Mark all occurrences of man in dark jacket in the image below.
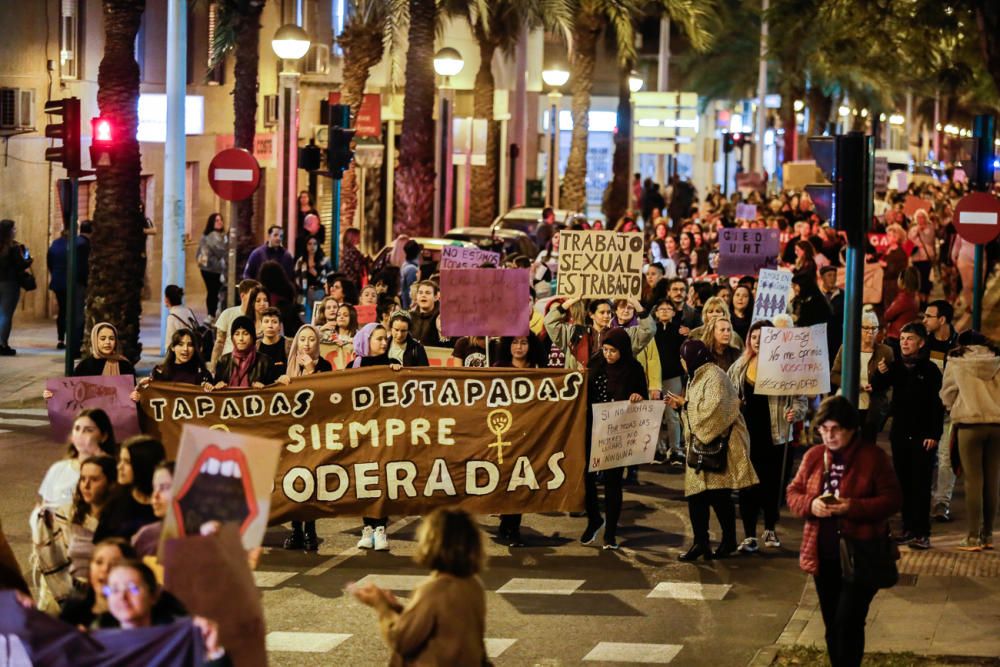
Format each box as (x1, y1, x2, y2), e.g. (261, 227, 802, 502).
(46, 228, 89, 353)
(408, 280, 444, 347)
(666, 278, 701, 331)
(819, 266, 844, 365)
(243, 226, 295, 282)
(870, 321, 944, 550)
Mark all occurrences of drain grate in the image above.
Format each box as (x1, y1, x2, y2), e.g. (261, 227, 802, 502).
(899, 550, 1000, 577)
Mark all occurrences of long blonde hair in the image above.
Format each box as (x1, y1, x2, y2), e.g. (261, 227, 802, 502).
(286, 325, 322, 377)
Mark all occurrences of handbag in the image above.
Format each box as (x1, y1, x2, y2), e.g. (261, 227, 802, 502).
(18, 268, 37, 291)
(684, 410, 730, 473)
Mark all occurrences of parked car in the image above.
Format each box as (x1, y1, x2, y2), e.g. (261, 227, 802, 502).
(370, 237, 477, 278)
(490, 207, 576, 239)
(444, 227, 538, 260)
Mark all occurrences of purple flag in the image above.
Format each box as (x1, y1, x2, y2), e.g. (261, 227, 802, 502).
(45, 375, 139, 443)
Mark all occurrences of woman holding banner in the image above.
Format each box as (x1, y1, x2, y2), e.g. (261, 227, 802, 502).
(211, 317, 278, 389)
(282, 325, 333, 552)
(728, 320, 808, 552)
(666, 340, 757, 561)
(72, 323, 136, 379)
(544, 297, 654, 371)
(582, 328, 649, 550)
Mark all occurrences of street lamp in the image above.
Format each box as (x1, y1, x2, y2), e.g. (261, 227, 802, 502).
(272, 24, 310, 254)
(628, 71, 644, 94)
(542, 65, 569, 209)
(627, 71, 643, 187)
(433, 47, 464, 237)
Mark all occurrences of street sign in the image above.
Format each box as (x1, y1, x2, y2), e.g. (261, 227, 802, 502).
(327, 92, 382, 138)
(953, 191, 1000, 245)
(208, 148, 261, 201)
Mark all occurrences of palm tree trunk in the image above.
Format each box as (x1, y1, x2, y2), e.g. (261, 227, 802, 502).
(232, 3, 263, 272)
(394, 0, 437, 237)
(561, 13, 602, 213)
(338, 18, 384, 230)
(975, 4, 1000, 96)
(87, 0, 146, 362)
(603, 65, 631, 226)
(469, 36, 499, 227)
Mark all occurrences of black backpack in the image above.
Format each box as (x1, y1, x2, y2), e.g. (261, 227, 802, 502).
(170, 312, 215, 362)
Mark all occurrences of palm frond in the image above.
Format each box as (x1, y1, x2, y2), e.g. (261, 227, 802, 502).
(653, 0, 717, 52)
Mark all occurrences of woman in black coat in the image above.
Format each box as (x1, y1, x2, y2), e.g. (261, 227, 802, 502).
(211, 316, 277, 388)
(791, 273, 833, 328)
(74, 322, 137, 377)
(581, 328, 649, 550)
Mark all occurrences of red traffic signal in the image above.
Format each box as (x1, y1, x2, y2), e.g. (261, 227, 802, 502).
(90, 116, 115, 168)
(44, 97, 81, 174)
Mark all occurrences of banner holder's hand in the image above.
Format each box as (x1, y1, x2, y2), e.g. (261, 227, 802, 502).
(629, 393, 643, 403)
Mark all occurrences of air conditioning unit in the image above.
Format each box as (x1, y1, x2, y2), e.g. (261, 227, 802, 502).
(0, 88, 36, 130)
(263, 94, 278, 127)
(304, 44, 330, 76)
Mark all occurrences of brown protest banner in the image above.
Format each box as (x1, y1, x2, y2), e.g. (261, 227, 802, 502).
(138, 367, 587, 521)
(557, 230, 644, 299)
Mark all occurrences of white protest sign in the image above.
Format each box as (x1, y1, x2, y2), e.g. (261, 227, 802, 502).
(588, 400, 665, 472)
(557, 231, 644, 299)
(439, 245, 501, 269)
(756, 324, 831, 396)
(751, 268, 793, 323)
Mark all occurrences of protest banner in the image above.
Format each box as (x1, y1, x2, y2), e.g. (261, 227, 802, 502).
(321, 342, 354, 370)
(588, 400, 665, 472)
(356, 304, 377, 325)
(138, 366, 587, 519)
(735, 203, 758, 220)
(903, 194, 929, 219)
(162, 425, 281, 551)
(425, 346, 463, 367)
(751, 269, 793, 323)
(557, 230, 644, 299)
(45, 375, 140, 443)
(717, 228, 780, 276)
(867, 232, 889, 255)
(440, 268, 531, 337)
(439, 245, 500, 269)
(756, 324, 831, 396)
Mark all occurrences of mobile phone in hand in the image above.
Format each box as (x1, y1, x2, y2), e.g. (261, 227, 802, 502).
(819, 494, 840, 505)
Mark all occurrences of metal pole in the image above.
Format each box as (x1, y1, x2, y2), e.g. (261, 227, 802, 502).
(973, 246, 984, 331)
(226, 199, 237, 308)
(841, 133, 874, 407)
(433, 91, 443, 237)
(161, 0, 187, 354)
(971, 113, 995, 331)
(722, 147, 729, 197)
(65, 178, 78, 377)
(754, 0, 768, 175)
(333, 180, 342, 269)
(386, 116, 396, 247)
(933, 91, 940, 161)
(512, 28, 528, 207)
(442, 94, 455, 233)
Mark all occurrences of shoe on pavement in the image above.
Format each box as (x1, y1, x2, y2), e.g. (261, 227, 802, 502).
(762, 530, 781, 548)
(603, 539, 620, 551)
(373, 526, 389, 551)
(738, 537, 759, 554)
(908, 536, 931, 550)
(357, 526, 375, 549)
(713, 539, 738, 559)
(303, 533, 319, 552)
(283, 532, 304, 550)
(933, 503, 952, 523)
(893, 531, 916, 545)
(56, 341, 66, 350)
(957, 536, 983, 552)
(0, 346, 15, 356)
(508, 530, 525, 548)
(981, 534, 994, 550)
(580, 518, 604, 545)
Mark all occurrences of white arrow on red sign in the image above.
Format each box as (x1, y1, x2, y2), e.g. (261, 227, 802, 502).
(208, 148, 261, 202)
(953, 191, 1000, 245)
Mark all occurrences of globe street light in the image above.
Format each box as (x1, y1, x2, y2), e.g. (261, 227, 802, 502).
(272, 24, 310, 254)
(433, 47, 464, 236)
(627, 72, 643, 184)
(542, 65, 569, 209)
(628, 71, 644, 94)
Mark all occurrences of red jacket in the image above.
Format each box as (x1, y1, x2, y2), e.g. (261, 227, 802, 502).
(786, 441, 901, 575)
(883, 290, 919, 340)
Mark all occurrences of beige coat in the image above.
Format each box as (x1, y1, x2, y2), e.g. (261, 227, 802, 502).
(940, 346, 1000, 425)
(380, 572, 487, 667)
(682, 363, 759, 497)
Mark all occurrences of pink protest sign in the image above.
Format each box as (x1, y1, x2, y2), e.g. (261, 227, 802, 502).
(356, 304, 377, 325)
(45, 375, 140, 443)
(439, 269, 531, 337)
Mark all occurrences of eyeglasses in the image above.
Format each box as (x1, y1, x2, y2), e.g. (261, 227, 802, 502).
(102, 582, 143, 597)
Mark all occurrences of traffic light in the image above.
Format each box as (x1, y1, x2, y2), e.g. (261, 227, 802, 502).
(326, 103, 355, 180)
(299, 139, 322, 172)
(722, 132, 734, 154)
(734, 133, 751, 149)
(90, 116, 115, 168)
(44, 97, 81, 174)
(806, 132, 872, 245)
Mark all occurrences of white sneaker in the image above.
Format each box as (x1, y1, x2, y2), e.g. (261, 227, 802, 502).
(373, 526, 389, 551)
(738, 537, 759, 553)
(762, 530, 781, 548)
(357, 526, 375, 549)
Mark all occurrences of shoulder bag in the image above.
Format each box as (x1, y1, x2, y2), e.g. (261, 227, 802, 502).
(684, 409, 730, 473)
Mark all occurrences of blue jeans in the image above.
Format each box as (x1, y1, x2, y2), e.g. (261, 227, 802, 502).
(660, 376, 684, 458)
(0, 280, 20, 347)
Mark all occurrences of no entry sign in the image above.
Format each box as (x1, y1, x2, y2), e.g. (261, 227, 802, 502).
(953, 192, 1000, 245)
(208, 148, 261, 202)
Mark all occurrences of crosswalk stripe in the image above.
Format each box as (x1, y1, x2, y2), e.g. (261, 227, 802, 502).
(583, 642, 683, 663)
(353, 574, 427, 591)
(496, 578, 585, 595)
(485, 638, 517, 658)
(265, 631, 352, 653)
(253, 571, 297, 588)
(0, 418, 48, 428)
(647, 582, 732, 600)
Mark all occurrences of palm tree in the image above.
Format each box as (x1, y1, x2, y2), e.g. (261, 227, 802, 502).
(393, 0, 438, 237)
(561, 0, 714, 214)
(210, 0, 266, 272)
(602, 62, 634, 225)
(86, 0, 147, 361)
(337, 0, 388, 229)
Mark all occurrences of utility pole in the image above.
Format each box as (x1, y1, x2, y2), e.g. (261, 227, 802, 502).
(971, 114, 996, 331)
(754, 0, 768, 175)
(161, 0, 187, 352)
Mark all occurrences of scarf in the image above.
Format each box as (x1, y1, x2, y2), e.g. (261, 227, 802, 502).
(351, 322, 384, 368)
(228, 316, 258, 387)
(593, 328, 637, 397)
(287, 325, 322, 377)
(680, 339, 714, 376)
(91, 322, 124, 376)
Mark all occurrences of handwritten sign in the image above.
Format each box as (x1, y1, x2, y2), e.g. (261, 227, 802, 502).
(874, 157, 889, 194)
(756, 324, 830, 396)
(439, 245, 500, 269)
(557, 231, 644, 299)
(589, 400, 665, 472)
(440, 269, 531, 337)
(735, 203, 758, 220)
(45, 375, 139, 443)
(718, 228, 780, 276)
(751, 269, 793, 323)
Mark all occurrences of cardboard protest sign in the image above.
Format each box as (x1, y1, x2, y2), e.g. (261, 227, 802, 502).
(903, 195, 928, 220)
(588, 400, 665, 472)
(356, 304, 377, 325)
(425, 346, 463, 367)
(439, 245, 500, 269)
(162, 526, 266, 667)
(138, 367, 588, 519)
(835, 263, 883, 304)
(557, 231, 644, 299)
(751, 269, 793, 323)
(440, 268, 531, 337)
(45, 375, 140, 443)
(756, 324, 831, 396)
(874, 156, 889, 194)
(718, 228, 780, 276)
(735, 203, 758, 220)
(162, 425, 281, 552)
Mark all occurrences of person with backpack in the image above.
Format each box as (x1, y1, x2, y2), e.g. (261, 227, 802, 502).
(196, 213, 228, 320)
(164, 285, 200, 347)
